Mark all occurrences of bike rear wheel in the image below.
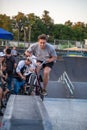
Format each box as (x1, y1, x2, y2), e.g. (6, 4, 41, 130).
(26, 85, 35, 95)
(26, 74, 37, 95)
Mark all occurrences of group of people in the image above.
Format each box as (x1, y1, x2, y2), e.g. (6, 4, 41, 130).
(0, 34, 57, 116)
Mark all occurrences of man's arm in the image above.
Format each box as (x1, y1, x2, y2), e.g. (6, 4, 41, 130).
(16, 61, 25, 80)
(47, 44, 57, 62)
(17, 71, 25, 80)
(46, 56, 57, 63)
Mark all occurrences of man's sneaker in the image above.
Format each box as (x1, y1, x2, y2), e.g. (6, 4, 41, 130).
(42, 89, 47, 96)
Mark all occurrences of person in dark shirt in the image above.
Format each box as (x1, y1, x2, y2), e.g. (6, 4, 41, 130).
(5, 48, 16, 90)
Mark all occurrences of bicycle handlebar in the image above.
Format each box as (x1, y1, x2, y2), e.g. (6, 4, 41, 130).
(31, 57, 47, 67)
(38, 60, 47, 67)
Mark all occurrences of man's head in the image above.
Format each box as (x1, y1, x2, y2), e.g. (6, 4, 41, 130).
(6, 48, 11, 55)
(25, 57, 32, 65)
(38, 34, 48, 49)
(13, 46, 16, 50)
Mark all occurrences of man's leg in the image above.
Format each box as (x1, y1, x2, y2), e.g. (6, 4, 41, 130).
(14, 79, 21, 94)
(43, 66, 51, 90)
(7, 76, 13, 90)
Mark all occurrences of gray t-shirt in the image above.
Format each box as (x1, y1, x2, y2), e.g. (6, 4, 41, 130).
(27, 43, 57, 61)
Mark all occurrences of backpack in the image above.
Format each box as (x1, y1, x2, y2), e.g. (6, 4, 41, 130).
(5, 56, 14, 75)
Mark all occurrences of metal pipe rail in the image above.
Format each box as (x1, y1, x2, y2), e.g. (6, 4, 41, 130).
(63, 71, 74, 96)
(58, 71, 74, 97)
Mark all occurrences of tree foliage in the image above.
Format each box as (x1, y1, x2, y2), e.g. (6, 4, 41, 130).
(0, 11, 87, 42)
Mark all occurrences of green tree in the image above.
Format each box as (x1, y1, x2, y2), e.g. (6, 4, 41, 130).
(72, 22, 87, 41)
(0, 14, 12, 31)
(41, 10, 54, 42)
(12, 12, 28, 41)
(31, 17, 46, 41)
(0, 11, 87, 43)
(65, 20, 73, 27)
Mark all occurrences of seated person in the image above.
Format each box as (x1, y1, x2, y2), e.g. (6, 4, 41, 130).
(13, 57, 34, 94)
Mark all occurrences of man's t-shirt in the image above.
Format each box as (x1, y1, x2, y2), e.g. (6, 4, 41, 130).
(5, 56, 15, 76)
(27, 43, 57, 61)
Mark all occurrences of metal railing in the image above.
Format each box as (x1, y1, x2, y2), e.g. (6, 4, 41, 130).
(58, 71, 74, 97)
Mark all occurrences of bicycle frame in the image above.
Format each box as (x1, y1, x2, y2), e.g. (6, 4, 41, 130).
(26, 60, 46, 100)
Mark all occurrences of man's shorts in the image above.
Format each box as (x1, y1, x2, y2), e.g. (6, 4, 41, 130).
(37, 60, 54, 69)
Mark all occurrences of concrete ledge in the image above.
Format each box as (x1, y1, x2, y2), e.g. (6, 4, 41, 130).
(1, 95, 52, 130)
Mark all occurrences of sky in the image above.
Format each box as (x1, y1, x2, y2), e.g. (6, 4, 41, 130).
(0, 0, 87, 24)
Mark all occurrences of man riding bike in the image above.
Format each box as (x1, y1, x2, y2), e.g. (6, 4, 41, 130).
(25, 34, 57, 95)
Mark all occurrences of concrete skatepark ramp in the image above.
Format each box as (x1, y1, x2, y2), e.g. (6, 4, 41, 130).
(46, 81, 87, 99)
(1, 56, 87, 130)
(48, 56, 87, 99)
(1, 95, 52, 130)
(1, 95, 87, 130)
(44, 98, 87, 130)
(50, 56, 87, 82)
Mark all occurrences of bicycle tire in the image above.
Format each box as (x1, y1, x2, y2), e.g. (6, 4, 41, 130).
(40, 93, 44, 101)
(27, 74, 36, 95)
(27, 85, 35, 95)
(35, 79, 44, 101)
(35, 86, 44, 101)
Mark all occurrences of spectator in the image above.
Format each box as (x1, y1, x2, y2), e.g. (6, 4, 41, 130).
(5, 48, 16, 90)
(3, 45, 9, 54)
(13, 57, 33, 94)
(11, 46, 18, 57)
